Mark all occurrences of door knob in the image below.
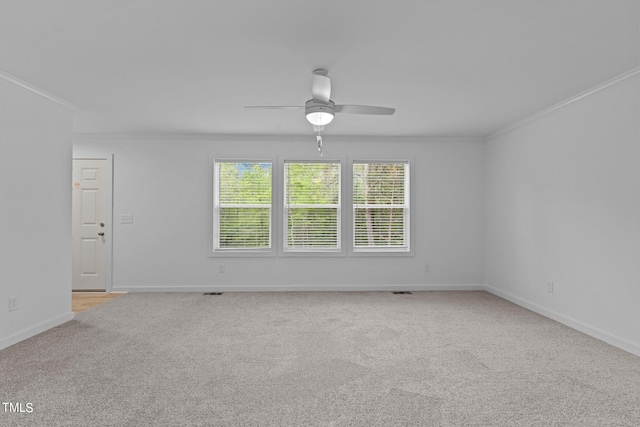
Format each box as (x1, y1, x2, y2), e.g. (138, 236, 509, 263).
(98, 232, 105, 236)
(100, 222, 105, 227)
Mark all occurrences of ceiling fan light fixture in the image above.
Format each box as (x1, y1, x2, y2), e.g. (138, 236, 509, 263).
(306, 111, 334, 126)
(305, 100, 335, 126)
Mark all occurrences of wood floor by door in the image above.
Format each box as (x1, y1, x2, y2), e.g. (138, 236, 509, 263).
(72, 292, 124, 314)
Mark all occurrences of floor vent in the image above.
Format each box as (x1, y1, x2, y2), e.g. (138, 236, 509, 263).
(203, 292, 223, 296)
(392, 291, 413, 295)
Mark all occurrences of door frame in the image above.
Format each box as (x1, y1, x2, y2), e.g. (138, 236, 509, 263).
(72, 155, 114, 292)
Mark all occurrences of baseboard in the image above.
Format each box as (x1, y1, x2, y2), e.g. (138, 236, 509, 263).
(112, 284, 485, 292)
(0, 312, 75, 351)
(484, 285, 640, 357)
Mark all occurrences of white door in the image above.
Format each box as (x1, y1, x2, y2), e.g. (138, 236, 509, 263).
(72, 159, 107, 291)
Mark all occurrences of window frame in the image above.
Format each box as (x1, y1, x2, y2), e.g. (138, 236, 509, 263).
(280, 159, 345, 257)
(209, 155, 412, 258)
(209, 157, 276, 257)
(348, 158, 414, 257)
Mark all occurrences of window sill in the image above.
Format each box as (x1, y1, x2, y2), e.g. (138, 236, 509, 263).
(280, 249, 345, 257)
(349, 249, 413, 257)
(209, 249, 276, 258)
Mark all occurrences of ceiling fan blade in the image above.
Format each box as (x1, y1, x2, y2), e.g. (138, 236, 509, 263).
(244, 106, 303, 110)
(334, 104, 395, 115)
(311, 74, 331, 103)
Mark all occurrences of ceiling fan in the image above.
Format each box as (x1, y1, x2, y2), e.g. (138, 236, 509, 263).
(245, 69, 395, 154)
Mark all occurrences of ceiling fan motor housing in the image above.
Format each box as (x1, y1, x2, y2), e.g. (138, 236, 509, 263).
(305, 99, 335, 114)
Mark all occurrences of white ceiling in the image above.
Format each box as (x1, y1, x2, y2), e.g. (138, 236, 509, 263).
(1, 0, 638, 137)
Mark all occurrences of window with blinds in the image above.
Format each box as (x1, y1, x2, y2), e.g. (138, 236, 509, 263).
(284, 162, 341, 251)
(213, 161, 272, 250)
(353, 161, 409, 251)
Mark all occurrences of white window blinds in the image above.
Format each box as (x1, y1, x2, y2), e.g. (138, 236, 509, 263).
(214, 161, 272, 250)
(353, 162, 409, 251)
(284, 162, 341, 251)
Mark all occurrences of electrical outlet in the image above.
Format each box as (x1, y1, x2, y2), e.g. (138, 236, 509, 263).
(218, 264, 225, 273)
(424, 264, 430, 273)
(121, 214, 134, 224)
(547, 281, 554, 293)
(9, 296, 19, 311)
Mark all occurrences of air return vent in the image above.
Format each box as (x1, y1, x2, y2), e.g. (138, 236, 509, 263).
(392, 291, 413, 295)
(203, 292, 223, 296)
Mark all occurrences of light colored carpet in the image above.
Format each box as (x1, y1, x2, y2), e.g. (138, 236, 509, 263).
(1, 291, 639, 426)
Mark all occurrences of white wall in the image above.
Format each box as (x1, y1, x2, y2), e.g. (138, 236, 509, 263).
(485, 73, 640, 355)
(0, 77, 75, 350)
(74, 136, 485, 291)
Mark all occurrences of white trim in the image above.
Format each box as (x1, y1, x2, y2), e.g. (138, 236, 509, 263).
(0, 312, 75, 351)
(105, 155, 114, 292)
(486, 67, 640, 141)
(73, 156, 114, 292)
(210, 158, 276, 257)
(0, 70, 79, 112)
(73, 133, 485, 143)
(348, 157, 414, 257)
(484, 285, 640, 357)
(219, 203, 271, 208)
(282, 160, 344, 255)
(112, 284, 486, 292)
(354, 204, 407, 209)
(286, 203, 340, 209)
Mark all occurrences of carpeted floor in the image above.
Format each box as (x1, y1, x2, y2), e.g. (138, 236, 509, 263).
(1, 291, 639, 426)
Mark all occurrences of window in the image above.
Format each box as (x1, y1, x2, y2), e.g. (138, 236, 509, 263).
(284, 161, 341, 251)
(353, 161, 409, 252)
(212, 158, 410, 256)
(213, 160, 272, 251)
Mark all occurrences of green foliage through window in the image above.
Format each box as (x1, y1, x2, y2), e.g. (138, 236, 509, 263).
(285, 162, 340, 250)
(215, 161, 272, 249)
(353, 162, 408, 249)
(214, 160, 409, 253)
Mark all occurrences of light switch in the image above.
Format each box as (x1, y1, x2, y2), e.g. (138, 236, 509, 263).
(121, 214, 134, 224)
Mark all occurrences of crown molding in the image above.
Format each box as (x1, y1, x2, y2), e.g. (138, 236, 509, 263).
(0, 70, 79, 112)
(73, 132, 484, 143)
(74, 133, 331, 141)
(486, 67, 640, 141)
